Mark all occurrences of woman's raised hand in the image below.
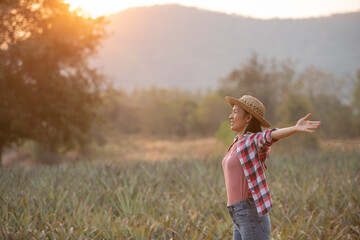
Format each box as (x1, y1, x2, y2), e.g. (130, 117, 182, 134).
(294, 113, 321, 133)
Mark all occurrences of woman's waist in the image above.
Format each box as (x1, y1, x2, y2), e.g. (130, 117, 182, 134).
(227, 197, 255, 211)
(226, 186, 253, 205)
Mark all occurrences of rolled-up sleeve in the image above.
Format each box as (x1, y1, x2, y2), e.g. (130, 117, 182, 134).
(254, 128, 279, 152)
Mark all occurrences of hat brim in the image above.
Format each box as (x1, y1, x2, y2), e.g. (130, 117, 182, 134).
(226, 96, 271, 128)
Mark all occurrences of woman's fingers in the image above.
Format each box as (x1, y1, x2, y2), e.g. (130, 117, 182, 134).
(303, 113, 312, 121)
(306, 121, 320, 128)
(296, 114, 321, 133)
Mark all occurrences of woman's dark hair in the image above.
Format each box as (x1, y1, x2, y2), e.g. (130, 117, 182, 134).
(244, 110, 262, 133)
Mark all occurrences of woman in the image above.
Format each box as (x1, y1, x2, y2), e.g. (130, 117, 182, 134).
(222, 95, 321, 240)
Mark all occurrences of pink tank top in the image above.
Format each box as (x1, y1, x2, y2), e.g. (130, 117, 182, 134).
(222, 141, 249, 205)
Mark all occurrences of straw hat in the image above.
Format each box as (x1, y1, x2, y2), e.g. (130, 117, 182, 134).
(226, 95, 271, 128)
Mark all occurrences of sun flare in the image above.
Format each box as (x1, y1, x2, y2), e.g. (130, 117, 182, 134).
(64, 0, 152, 17)
(64, 0, 360, 19)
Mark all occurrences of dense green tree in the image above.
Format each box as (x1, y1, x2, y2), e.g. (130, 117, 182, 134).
(0, 0, 106, 165)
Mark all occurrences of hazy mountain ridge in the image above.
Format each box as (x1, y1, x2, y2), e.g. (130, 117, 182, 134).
(91, 4, 360, 91)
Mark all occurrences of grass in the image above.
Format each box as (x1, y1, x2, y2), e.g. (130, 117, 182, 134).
(1, 150, 359, 239)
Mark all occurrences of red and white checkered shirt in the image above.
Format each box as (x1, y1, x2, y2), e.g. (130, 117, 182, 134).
(234, 128, 278, 217)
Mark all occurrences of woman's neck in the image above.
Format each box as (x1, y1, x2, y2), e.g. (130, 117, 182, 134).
(237, 128, 247, 139)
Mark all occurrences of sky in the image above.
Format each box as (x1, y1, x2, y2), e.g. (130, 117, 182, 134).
(64, 0, 360, 19)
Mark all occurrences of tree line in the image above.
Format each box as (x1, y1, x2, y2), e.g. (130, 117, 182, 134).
(104, 55, 360, 142)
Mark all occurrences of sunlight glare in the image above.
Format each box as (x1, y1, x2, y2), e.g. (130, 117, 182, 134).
(64, 0, 360, 19)
(64, 0, 157, 17)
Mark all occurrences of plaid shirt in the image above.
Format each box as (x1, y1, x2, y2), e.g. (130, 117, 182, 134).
(233, 128, 278, 217)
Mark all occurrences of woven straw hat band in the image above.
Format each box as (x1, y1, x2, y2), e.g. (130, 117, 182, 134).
(239, 96, 265, 117)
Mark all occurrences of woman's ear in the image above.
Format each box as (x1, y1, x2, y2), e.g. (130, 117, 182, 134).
(246, 113, 252, 123)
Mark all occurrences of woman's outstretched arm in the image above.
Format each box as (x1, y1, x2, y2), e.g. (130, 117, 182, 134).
(270, 113, 321, 140)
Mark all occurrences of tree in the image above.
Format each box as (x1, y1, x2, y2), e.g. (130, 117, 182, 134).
(311, 94, 356, 138)
(130, 88, 199, 138)
(295, 66, 352, 103)
(295, 67, 357, 138)
(195, 93, 229, 136)
(275, 92, 320, 151)
(100, 89, 140, 135)
(0, 0, 106, 165)
(218, 54, 295, 124)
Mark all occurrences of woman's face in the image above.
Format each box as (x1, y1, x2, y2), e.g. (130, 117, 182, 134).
(229, 105, 251, 132)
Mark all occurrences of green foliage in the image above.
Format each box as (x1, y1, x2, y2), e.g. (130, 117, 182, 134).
(275, 92, 320, 151)
(1, 151, 359, 239)
(0, 0, 107, 164)
(215, 120, 235, 147)
(276, 93, 314, 126)
(102, 88, 229, 138)
(311, 94, 357, 138)
(100, 89, 139, 135)
(131, 88, 200, 137)
(195, 94, 229, 136)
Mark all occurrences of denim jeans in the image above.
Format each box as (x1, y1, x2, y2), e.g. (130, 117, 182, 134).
(227, 198, 271, 240)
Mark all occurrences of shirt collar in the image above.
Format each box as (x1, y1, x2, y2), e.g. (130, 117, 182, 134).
(233, 131, 251, 143)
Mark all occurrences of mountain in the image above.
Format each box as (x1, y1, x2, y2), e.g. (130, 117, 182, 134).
(90, 4, 360, 91)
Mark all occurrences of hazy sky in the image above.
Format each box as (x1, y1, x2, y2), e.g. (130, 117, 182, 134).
(65, 0, 360, 19)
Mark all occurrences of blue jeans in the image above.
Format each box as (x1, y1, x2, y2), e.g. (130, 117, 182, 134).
(227, 198, 271, 240)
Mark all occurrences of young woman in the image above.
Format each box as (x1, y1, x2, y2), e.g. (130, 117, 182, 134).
(222, 95, 321, 240)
